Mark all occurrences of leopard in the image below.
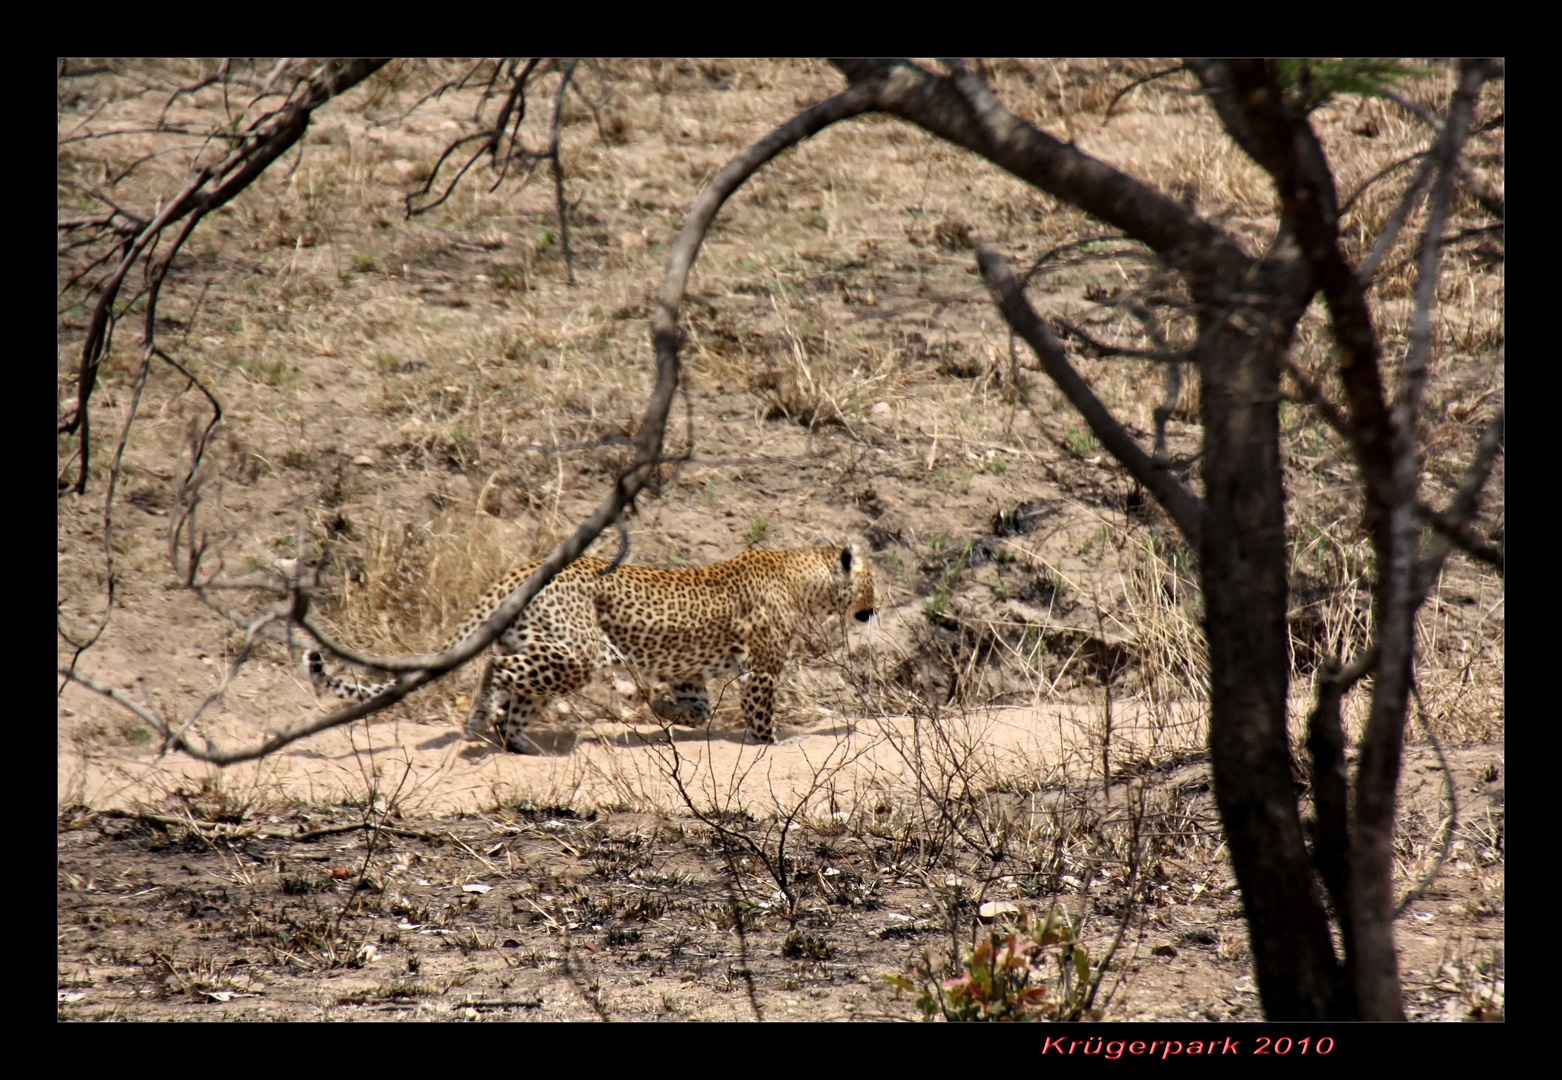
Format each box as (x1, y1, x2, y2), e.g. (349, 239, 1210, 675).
(305, 541, 877, 753)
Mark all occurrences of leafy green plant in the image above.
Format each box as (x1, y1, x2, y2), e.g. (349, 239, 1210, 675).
(747, 517, 770, 544)
(887, 914, 1093, 1021)
(1273, 59, 1429, 116)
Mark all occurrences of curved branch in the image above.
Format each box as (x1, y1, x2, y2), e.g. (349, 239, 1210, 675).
(1104, 64, 1189, 121)
(831, 59, 1251, 298)
(1415, 406, 1505, 593)
(1053, 317, 1182, 363)
(145, 75, 887, 765)
(976, 245, 1203, 547)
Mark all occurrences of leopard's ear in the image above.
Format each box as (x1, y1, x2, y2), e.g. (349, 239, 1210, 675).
(839, 546, 853, 574)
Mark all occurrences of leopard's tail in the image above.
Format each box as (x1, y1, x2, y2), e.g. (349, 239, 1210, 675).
(304, 649, 395, 704)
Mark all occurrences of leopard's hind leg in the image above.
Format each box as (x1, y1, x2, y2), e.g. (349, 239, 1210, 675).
(473, 584, 610, 752)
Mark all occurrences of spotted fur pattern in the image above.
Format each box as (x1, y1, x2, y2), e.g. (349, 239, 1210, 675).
(306, 542, 877, 753)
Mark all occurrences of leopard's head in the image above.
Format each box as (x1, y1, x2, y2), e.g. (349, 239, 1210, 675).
(822, 540, 876, 623)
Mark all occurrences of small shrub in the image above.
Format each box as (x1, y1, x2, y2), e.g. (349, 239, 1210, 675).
(887, 913, 1093, 1021)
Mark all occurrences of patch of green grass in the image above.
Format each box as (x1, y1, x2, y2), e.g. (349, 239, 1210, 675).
(923, 537, 975, 620)
(118, 721, 154, 747)
(1043, 568, 1069, 601)
(746, 517, 770, 544)
(232, 356, 299, 386)
(1021, 624, 1049, 663)
(988, 571, 1011, 601)
(1064, 427, 1097, 459)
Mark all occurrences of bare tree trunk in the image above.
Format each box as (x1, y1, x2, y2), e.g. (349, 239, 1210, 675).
(1197, 250, 1342, 1019)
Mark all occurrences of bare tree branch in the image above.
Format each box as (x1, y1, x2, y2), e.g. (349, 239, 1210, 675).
(548, 59, 580, 285)
(60, 58, 390, 495)
(1381, 86, 1504, 222)
(976, 245, 1203, 546)
(1399, 61, 1494, 432)
(1052, 318, 1182, 364)
(832, 60, 1253, 297)
(1357, 153, 1438, 284)
(1104, 64, 1189, 121)
(1416, 406, 1505, 593)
